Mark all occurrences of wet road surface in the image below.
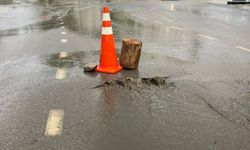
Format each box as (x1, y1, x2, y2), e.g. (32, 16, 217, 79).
(0, 0, 250, 149)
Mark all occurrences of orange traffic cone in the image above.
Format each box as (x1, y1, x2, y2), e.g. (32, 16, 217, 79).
(96, 6, 123, 74)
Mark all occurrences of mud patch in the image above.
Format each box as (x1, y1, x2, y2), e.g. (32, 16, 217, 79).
(93, 76, 174, 90)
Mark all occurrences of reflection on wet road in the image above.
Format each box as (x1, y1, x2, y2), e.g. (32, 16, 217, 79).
(0, 0, 250, 149)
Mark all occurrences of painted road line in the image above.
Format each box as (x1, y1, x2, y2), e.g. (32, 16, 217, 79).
(170, 26, 185, 31)
(59, 51, 68, 58)
(197, 34, 216, 40)
(139, 16, 148, 20)
(154, 21, 163, 25)
(45, 109, 64, 136)
(61, 26, 65, 29)
(60, 22, 64, 25)
(235, 46, 250, 52)
(61, 39, 67, 43)
(170, 3, 175, 12)
(131, 13, 136, 17)
(61, 31, 67, 35)
(166, 18, 174, 23)
(55, 68, 66, 79)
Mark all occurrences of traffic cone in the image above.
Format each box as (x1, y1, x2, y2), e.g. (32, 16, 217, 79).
(96, 6, 123, 74)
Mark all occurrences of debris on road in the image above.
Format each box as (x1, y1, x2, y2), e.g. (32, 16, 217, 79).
(142, 76, 170, 86)
(83, 63, 97, 72)
(93, 76, 174, 89)
(120, 38, 142, 70)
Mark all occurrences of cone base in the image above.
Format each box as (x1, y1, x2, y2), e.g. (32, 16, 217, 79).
(96, 65, 123, 74)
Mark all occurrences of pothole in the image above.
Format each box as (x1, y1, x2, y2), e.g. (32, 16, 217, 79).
(44, 51, 99, 68)
(93, 76, 175, 90)
(45, 53, 79, 68)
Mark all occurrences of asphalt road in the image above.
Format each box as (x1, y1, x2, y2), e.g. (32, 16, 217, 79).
(0, 0, 250, 149)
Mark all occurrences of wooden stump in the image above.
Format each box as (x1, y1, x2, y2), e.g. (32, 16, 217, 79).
(120, 38, 142, 70)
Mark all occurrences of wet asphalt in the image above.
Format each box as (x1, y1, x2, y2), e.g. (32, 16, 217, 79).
(0, 0, 250, 149)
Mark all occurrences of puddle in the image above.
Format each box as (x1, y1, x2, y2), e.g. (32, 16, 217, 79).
(111, 9, 144, 41)
(44, 51, 99, 68)
(62, 4, 145, 40)
(0, 0, 72, 37)
(45, 53, 78, 68)
(0, 18, 59, 37)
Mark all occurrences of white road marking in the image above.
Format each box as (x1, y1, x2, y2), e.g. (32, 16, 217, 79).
(131, 13, 136, 17)
(235, 45, 250, 52)
(61, 31, 67, 35)
(170, 26, 185, 31)
(166, 18, 174, 23)
(59, 52, 68, 58)
(170, 3, 175, 12)
(60, 22, 64, 25)
(61, 39, 67, 43)
(197, 34, 216, 40)
(55, 68, 66, 79)
(61, 26, 65, 29)
(45, 109, 64, 136)
(154, 21, 163, 25)
(139, 16, 148, 20)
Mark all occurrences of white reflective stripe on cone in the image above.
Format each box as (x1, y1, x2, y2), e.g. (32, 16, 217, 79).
(103, 13, 111, 21)
(102, 27, 113, 35)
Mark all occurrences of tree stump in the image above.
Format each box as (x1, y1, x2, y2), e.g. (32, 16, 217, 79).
(120, 38, 142, 70)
